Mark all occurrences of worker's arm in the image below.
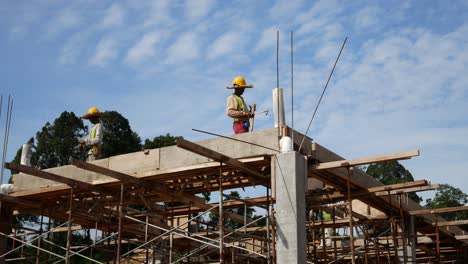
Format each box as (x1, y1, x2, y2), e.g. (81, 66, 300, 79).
(226, 96, 253, 118)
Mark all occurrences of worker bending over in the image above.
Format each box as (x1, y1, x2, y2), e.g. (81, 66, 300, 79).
(79, 107, 104, 161)
(226, 76, 254, 134)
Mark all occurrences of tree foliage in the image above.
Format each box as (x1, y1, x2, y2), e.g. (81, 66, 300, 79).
(143, 133, 179, 149)
(426, 184, 468, 221)
(208, 191, 264, 230)
(12, 112, 87, 169)
(366, 160, 422, 204)
(100, 111, 141, 158)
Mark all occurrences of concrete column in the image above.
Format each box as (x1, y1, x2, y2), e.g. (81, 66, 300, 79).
(275, 151, 307, 264)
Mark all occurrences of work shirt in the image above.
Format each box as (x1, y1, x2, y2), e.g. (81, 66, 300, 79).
(226, 94, 249, 122)
(85, 122, 103, 156)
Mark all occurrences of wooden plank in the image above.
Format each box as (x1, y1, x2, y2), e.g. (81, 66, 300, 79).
(309, 180, 431, 202)
(433, 220, 468, 227)
(71, 159, 143, 185)
(309, 149, 420, 170)
(409, 206, 468, 216)
(455, 235, 468, 240)
(176, 138, 268, 184)
(0, 193, 41, 208)
(5, 162, 107, 193)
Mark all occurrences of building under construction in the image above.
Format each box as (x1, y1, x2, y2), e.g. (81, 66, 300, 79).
(0, 126, 467, 263)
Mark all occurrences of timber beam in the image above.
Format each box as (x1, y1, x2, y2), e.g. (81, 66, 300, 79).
(308, 182, 438, 202)
(409, 206, 468, 216)
(176, 138, 269, 185)
(0, 193, 41, 208)
(309, 149, 420, 171)
(71, 159, 143, 185)
(5, 162, 107, 193)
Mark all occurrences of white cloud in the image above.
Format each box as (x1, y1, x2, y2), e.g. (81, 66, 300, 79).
(166, 32, 200, 63)
(143, 0, 171, 27)
(185, 0, 215, 20)
(353, 6, 381, 31)
(58, 31, 91, 64)
(207, 32, 238, 59)
(125, 31, 163, 65)
(269, 0, 305, 18)
(255, 26, 278, 51)
(89, 37, 118, 67)
(46, 9, 81, 38)
(100, 3, 125, 28)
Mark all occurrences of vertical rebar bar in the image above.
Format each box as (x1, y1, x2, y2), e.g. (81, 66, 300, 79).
(1, 95, 13, 184)
(347, 167, 356, 264)
(290, 31, 294, 146)
(65, 188, 73, 264)
(276, 30, 280, 141)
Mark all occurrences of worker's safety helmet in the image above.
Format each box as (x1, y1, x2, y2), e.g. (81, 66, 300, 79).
(227, 76, 254, 89)
(82, 107, 103, 119)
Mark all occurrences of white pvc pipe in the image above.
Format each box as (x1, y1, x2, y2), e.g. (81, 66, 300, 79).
(272, 88, 285, 128)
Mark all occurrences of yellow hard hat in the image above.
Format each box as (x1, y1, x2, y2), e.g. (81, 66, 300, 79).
(227, 76, 254, 89)
(82, 107, 103, 119)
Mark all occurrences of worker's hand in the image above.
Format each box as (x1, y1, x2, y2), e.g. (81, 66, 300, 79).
(78, 138, 86, 144)
(246, 112, 255, 118)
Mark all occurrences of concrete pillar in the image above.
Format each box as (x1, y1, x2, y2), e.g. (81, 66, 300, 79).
(275, 151, 307, 264)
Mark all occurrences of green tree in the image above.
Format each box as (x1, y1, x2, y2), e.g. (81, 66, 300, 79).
(143, 133, 179, 149)
(208, 191, 262, 230)
(8, 110, 142, 262)
(366, 161, 422, 204)
(100, 111, 141, 158)
(426, 184, 468, 221)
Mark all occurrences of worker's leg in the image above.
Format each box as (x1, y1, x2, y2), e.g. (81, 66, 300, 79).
(233, 121, 248, 134)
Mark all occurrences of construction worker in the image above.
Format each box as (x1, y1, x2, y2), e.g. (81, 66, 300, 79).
(226, 76, 254, 134)
(79, 107, 104, 161)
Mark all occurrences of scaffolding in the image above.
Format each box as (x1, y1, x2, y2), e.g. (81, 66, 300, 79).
(1, 128, 467, 263)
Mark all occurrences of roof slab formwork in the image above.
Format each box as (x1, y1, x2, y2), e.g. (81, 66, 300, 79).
(0, 127, 466, 263)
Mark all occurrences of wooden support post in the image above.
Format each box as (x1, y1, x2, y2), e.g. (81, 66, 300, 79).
(35, 207, 44, 264)
(116, 183, 124, 263)
(169, 197, 174, 264)
(375, 224, 380, 264)
(145, 216, 149, 264)
(219, 163, 225, 264)
(65, 188, 73, 264)
(364, 225, 369, 264)
(266, 187, 271, 264)
(347, 167, 356, 264)
(320, 205, 326, 260)
(398, 194, 408, 263)
(409, 216, 417, 263)
(332, 206, 337, 263)
(435, 215, 440, 262)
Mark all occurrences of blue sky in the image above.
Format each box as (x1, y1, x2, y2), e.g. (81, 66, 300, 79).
(1, 0, 467, 202)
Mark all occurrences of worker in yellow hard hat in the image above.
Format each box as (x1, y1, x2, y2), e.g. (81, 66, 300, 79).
(226, 76, 254, 134)
(79, 107, 104, 161)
